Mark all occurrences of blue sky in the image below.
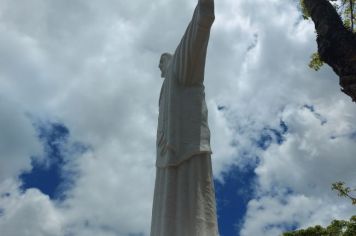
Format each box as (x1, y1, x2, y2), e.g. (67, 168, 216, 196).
(16, 121, 269, 235)
(17, 121, 258, 235)
(0, 0, 356, 235)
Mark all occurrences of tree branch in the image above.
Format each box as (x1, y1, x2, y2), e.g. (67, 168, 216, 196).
(304, 0, 356, 102)
(350, 0, 354, 31)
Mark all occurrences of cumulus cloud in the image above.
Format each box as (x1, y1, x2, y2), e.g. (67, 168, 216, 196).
(0, 0, 355, 235)
(0, 98, 42, 182)
(240, 104, 356, 236)
(0, 180, 63, 236)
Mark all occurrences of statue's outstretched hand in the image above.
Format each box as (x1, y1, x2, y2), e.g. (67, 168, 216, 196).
(199, 0, 214, 5)
(198, 0, 215, 22)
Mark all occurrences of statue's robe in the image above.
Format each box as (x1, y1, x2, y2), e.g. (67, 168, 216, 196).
(151, 0, 218, 235)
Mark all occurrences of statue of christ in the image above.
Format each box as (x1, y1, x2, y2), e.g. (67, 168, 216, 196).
(150, 0, 218, 235)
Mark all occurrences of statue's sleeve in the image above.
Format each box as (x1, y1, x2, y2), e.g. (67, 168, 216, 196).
(171, 0, 215, 86)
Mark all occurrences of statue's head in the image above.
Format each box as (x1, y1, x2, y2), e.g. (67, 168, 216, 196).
(159, 53, 173, 78)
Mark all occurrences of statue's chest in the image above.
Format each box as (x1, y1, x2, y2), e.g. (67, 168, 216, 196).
(158, 79, 169, 132)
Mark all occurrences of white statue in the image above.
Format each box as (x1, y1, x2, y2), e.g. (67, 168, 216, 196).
(150, 0, 218, 235)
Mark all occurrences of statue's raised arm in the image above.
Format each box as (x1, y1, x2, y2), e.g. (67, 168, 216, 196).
(171, 0, 215, 86)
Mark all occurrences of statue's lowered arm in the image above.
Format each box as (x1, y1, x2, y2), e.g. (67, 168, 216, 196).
(171, 0, 215, 86)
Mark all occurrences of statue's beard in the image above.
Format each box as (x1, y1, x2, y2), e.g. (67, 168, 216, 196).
(161, 70, 167, 78)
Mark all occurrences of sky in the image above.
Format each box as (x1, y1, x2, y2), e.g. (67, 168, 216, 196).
(0, 0, 355, 235)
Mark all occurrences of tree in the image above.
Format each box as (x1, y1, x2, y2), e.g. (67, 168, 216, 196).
(282, 215, 356, 236)
(332, 182, 356, 205)
(300, 0, 356, 102)
(303, 0, 355, 71)
(282, 183, 356, 235)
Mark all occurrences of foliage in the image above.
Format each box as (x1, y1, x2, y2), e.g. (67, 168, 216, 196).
(300, 0, 310, 19)
(282, 182, 356, 235)
(282, 215, 356, 236)
(300, 0, 355, 70)
(308, 52, 324, 71)
(332, 182, 356, 205)
(338, 0, 356, 31)
(301, 0, 355, 31)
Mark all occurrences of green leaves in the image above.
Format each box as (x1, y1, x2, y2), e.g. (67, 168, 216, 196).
(282, 215, 356, 236)
(308, 52, 324, 71)
(301, 0, 355, 71)
(282, 182, 355, 235)
(332, 182, 356, 205)
(300, 0, 311, 19)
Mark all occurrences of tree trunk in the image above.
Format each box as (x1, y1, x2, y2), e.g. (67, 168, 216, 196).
(304, 0, 356, 102)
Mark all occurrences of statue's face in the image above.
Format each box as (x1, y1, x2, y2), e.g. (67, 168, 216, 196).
(159, 53, 172, 78)
(159, 56, 166, 78)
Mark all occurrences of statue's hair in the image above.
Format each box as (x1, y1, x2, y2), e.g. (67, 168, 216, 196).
(161, 52, 173, 61)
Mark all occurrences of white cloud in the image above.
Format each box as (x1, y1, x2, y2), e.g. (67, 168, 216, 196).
(0, 98, 42, 182)
(0, 180, 63, 236)
(240, 193, 352, 236)
(240, 104, 356, 235)
(0, 0, 355, 235)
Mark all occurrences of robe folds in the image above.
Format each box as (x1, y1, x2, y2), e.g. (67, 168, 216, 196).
(150, 154, 219, 236)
